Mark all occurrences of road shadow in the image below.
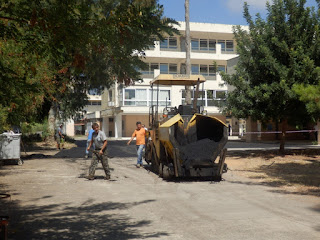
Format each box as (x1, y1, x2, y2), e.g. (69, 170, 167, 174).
(21, 140, 137, 161)
(142, 165, 224, 183)
(8, 199, 169, 240)
(107, 140, 137, 158)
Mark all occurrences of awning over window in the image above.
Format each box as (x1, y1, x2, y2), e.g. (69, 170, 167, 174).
(150, 74, 206, 86)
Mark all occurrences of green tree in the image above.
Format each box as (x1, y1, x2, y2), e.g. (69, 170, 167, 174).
(222, 0, 320, 152)
(0, 0, 178, 133)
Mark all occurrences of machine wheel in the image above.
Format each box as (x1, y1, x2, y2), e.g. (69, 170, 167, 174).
(145, 141, 152, 165)
(150, 142, 160, 174)
(223, 163, 228, 173)
(159, 162, 163, 177)
(213, 175, 222, 182)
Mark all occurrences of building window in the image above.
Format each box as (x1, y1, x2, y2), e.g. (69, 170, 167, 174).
(140, 64, 150, 75)
(191, 64, 199, 74)
(218, 65, 226, 73)
(191, 39, 199, 51)
(124, 89, 148, 106)
(181, 90, 206, 106)
(207, 90, 215, 106)
(108, 90, 113, 101)
(215, 90, 227, 107)
(139, 63, 159, 76)
(216, 90, 227, 99)
(124, 89, 135, 106)
(139, 62, 178, 75)
(226, 40, 234, 52)
(160, 63, 168, 74)
(90, 101, 101, 105)
(169, 64, 178, 74)
(190, 39, 234, 53)
(209, 40, 216, 51)
(160, 38, 168, 49)
(217, 40, 234, 53)
(217, 40, 226, 52)
(169, 37, 177, 49)
(182, 90, 227, 107)
(160, 63, 177, 74)
(191, 39, 216, 52)
(150, 63, 159, 73)
(209, 65, 216, 76)
(88, 88, 101, 95)
(200, 39, 208, 51)
(160, 37, 177, 50)
(190, 64, 216, 79)
(149, 89, 171, 106)
(200, 65, 208, 76)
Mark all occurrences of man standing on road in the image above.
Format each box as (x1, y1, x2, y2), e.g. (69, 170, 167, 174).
(86, 123, 110, 180)
(127, 121, 146, 168)
(55, 124, 64, 150)
(85, 125, 95, 158)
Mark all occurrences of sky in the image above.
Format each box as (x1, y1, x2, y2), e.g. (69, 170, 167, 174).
(158, 0, 318, 25)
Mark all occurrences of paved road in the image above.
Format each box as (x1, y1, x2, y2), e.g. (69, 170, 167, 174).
(0, 140, 319, 240)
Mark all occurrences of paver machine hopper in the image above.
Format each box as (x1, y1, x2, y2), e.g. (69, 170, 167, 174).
(146, 74, 228, 180)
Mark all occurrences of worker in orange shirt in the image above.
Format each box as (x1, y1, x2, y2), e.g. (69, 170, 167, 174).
(127, 121, 146, 168)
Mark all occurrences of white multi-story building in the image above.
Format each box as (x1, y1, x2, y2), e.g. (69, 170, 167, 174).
(85, 22, 248, 138)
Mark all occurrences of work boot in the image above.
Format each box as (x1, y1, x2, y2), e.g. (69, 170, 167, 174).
(104, 175, 111, 180)
(86, 176, 94, 180)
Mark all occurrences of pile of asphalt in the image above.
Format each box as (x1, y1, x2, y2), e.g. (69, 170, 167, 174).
(179, 138, 220, 167)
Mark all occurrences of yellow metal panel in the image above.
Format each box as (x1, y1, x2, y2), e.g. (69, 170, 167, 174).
(193, 114, 228, 127)
(160, 114, 184, 128)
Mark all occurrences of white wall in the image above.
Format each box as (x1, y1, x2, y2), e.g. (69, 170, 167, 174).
(65, 119, 75, 136)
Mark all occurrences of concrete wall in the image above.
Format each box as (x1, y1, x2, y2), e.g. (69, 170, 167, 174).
(65, 119, 75, 136)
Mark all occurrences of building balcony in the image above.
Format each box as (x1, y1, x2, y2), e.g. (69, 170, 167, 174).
(87, 95, 102, 101)
(100, 107, 123, 117)
(140, 72, 217, 81)
(145, 41, 237, 60)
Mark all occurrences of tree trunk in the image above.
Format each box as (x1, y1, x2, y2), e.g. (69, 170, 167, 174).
(279, 119, 287, 154)
(317, 120, 320, 145)
(185, 0, 192, 105)
(275, 120, 279, 140)
(48, 104, 57, 138)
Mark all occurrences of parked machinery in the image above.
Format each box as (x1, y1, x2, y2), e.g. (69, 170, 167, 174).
(146, 74, 228, 180)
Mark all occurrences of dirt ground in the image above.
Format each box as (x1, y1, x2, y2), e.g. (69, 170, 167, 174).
(226, 149, 320, 198)
(0, 140, 319, 239)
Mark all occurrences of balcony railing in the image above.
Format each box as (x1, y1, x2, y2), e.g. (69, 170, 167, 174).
(147, 43, 235, 54)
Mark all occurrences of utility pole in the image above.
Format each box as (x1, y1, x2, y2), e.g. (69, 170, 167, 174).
(185, 0, 192, 105)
